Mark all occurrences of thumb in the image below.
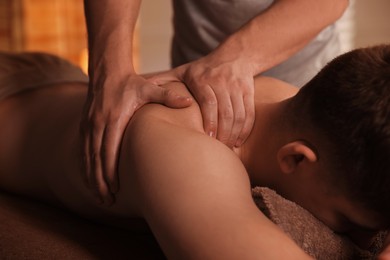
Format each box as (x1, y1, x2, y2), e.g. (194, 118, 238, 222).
(144, 84, 192, 108)
(146, 66, 185, 86)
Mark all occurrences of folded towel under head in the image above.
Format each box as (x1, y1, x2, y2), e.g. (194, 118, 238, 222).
(252, 187, 386, 260)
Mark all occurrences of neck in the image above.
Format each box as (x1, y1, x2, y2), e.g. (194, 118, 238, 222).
(236, 99, 291, 188)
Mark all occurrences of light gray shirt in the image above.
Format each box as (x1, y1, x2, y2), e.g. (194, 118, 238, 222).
(171, 0, 347, 87)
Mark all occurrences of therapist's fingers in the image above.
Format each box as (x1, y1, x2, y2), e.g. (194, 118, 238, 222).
(146, 68, 183, 85)
(90, 120, 114, 204)
(81, 123, 91, 187)
(142, 83, 193, 108)
(101, 118, 127, 195)
(228, 93, 246, 148)
(206, 76, 254, 148)
(81, 74, 192, 207)
(148, 61, 255, 148)
(236, 88, 255, 147)
(149, 66, 221, 138)
(150, 64, 223, 139)
(97, 85, 190, 202)
(101, 83, 190, 194)
(80, 92, 116, 205)
(81, 115, 108, 204)
(191, 83, 219, 138)
(214, 88, 234, 145)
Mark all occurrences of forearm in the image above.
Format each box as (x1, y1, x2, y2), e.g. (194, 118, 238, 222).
(214, 0, 349, 75)
(84, 0, 141, 78)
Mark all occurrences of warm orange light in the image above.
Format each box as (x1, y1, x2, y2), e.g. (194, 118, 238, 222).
(79, 48, 88, 75)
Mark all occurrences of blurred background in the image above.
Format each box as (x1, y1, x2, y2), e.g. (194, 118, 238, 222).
(0, 0, 389, 75)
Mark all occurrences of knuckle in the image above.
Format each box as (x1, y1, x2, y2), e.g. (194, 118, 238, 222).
(145, 84, 160, 95)
(246, 86, 255, 95)
(210, 77, 224, 86)
(200, 96, 217, 107)
(92, 152, 100, 164)
(163, 88, 173, 98)
(139, 85, 152, 99)
(220, 109, 234, 121)
(234, 113, 246, 125)
(107, 115, 121, 126)
(247, 110, 255, 119)
(240, 79, 253, 89)
(245, 108, 255, 120)
(89, 114, 104, 128)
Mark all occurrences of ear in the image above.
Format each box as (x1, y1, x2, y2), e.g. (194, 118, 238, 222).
(277, 141, 318, 174)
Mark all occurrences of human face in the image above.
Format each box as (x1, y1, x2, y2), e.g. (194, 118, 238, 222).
(295, 185, 387, 249)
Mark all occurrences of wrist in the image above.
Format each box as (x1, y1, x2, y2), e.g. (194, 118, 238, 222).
(213, 36, 260, 76)
(88, 28, 136, 76)
(88, 58, 137, 92)
(89, 56, 135, 78)
(88, 48, 136, 83)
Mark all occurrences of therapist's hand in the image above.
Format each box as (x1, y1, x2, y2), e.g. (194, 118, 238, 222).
(148, 53, 256, 148)
(81, 74, 192, 205)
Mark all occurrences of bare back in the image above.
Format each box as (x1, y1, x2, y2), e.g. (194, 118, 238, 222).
(0, 75, 298, 223)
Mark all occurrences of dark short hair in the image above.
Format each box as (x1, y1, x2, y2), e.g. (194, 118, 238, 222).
(291, 45, 390, 218)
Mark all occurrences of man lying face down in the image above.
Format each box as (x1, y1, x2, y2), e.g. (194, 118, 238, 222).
(0, 45, 389, 259)
(263, 45, 390, 248)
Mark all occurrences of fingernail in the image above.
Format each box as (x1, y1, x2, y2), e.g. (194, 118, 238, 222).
(179, 96, 191, 102)
(209, 131, 214, 137)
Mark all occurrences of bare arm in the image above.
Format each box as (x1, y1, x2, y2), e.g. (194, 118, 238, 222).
(84, 0, 139, 77)
(82, 0, 191, 204)
(151, 0, 349, 149)
(219, 0, 349, 74)
(117, 110, 311, 259)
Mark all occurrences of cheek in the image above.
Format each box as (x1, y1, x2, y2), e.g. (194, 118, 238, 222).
(300, 198, 354, 236)
(296, 200, 342, 233)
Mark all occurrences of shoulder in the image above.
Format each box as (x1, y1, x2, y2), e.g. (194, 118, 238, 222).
(124, 106, 250, 192)
(132, 80, 205, 134)
(254, 76, 298, 103)
(122, 110, 254, 224)
(127, 110, 243, 171)
(120, 109, 308, 259)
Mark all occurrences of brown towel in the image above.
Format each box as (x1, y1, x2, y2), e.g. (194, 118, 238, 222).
(252, 187, 386, 260)
(0, 189, 385, 259)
